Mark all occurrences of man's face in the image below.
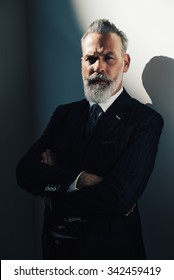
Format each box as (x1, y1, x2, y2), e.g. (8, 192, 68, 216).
(81, 32, 130, 103)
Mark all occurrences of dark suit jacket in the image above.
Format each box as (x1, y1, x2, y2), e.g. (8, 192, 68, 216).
(16, 89, 163, 259)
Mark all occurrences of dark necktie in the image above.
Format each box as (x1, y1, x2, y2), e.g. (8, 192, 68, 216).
(86, 103, 103, 134)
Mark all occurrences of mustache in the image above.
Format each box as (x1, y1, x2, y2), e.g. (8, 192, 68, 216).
(86, 73, 113, 84)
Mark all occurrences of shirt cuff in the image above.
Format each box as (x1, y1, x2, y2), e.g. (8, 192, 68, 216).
(67, 171, 85, 192)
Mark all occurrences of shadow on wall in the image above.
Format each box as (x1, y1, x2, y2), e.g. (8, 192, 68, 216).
(27, 0, 83, 133)
(140, 56, 174, 259)
(0, 0, 83, 260)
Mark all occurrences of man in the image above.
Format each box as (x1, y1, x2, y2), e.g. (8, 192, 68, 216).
(16, 19, 163, 259)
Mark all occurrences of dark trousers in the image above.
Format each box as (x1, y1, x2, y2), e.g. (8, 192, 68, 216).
(42, 209, 146, 260)
(42, 231, 80, 260)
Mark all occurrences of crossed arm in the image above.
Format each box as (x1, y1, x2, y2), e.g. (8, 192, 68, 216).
(41, 149, 103, 189)
(16, 104, 163, 216)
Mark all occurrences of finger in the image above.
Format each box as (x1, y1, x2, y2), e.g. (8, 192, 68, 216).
(45, 149, 53, 165)
(50, 151, 56, 165)
(45, 149, 56, 166)
(42, 152, 48, 164)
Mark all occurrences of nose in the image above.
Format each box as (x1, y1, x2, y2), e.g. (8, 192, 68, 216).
(93, 58, 105, 73)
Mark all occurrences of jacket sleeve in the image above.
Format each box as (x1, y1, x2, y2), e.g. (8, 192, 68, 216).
(16, 106, 81, 196)
(51, 111, 164, 217)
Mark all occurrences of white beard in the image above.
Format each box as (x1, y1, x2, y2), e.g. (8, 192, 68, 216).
(82, 71, 123, 103)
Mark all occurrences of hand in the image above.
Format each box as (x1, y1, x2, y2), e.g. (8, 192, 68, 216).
(42, 195, 52, 208)
(77, 172, 103, 190)
(41, 150, 56, 208)
(41, 149, 56, 166)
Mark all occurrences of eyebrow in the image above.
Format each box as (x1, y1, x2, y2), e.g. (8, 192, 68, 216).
(102, 51, 115, 56)
(84, 51, 115, 58)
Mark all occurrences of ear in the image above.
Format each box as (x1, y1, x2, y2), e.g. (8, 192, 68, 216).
(123, 54, 131, 73)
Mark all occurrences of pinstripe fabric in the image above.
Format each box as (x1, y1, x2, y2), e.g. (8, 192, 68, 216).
(16, 89, 163, 259)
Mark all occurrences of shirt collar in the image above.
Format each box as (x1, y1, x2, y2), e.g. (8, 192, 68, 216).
(89, 87, 123, 112)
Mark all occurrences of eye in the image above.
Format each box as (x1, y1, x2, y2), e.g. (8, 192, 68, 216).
(105, 55, 114, 62)
(85, 56, 97, 65)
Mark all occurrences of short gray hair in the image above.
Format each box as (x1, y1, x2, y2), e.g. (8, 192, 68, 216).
(81, 19, 128, 54)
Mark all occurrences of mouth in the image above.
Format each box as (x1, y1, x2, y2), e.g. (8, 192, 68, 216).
(90, 79, 109, 85)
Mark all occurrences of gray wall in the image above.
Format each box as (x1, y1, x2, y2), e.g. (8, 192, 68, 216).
(140, 56, 174, 259)
(0, 0, 82, 259)
(0, 0, 173, 259)
(26, 0, 82, 134)
(0, 0, 40, 259)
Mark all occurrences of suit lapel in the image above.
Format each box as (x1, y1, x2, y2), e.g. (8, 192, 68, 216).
(93, 90, 132, 138)
(78, 89, 133, 163)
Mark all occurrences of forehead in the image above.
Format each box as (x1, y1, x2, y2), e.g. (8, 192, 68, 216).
(82, 32, 122, 55)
